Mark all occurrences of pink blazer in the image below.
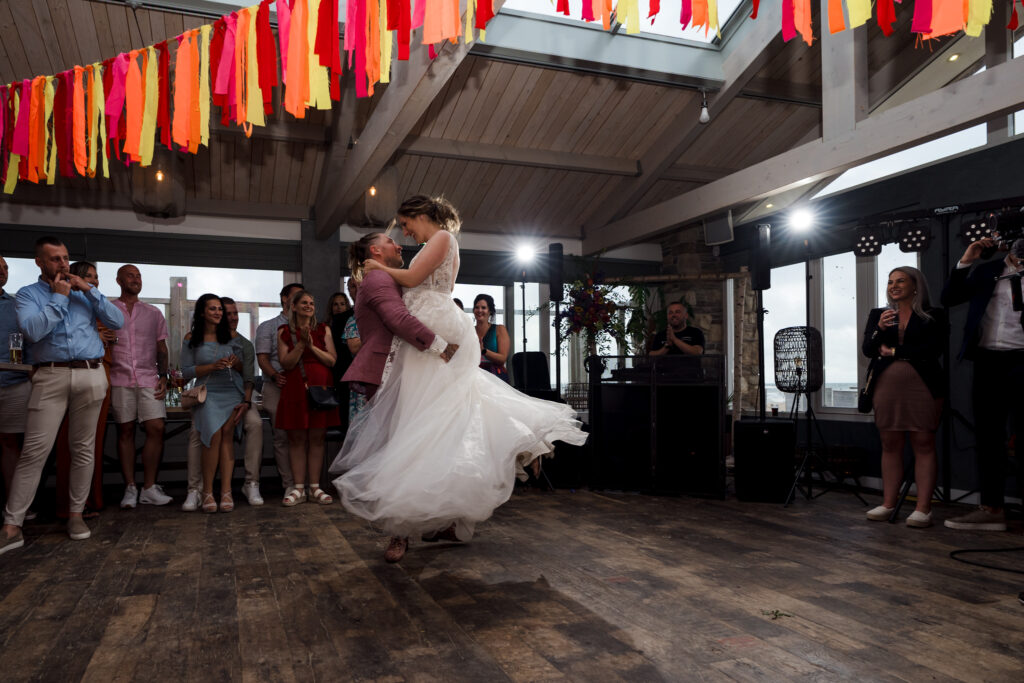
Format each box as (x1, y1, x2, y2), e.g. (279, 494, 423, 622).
(342, 270, 437, 387)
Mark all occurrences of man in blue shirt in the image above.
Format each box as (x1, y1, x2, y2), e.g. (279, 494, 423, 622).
(0, 254, 32, 513)
(0, 237, 124, 556)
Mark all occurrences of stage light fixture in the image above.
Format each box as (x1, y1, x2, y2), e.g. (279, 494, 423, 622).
(790, 208, 814, 231)
(897, 220, 933, 253)
(962, 212, 997, 245)
(854, 226, 884, 256)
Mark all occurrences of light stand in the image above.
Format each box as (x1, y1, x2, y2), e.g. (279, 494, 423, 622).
(520, 270, 529, 391)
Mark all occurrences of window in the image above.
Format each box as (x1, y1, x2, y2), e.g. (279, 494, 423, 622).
(821, 252, 858, 408)
(762, 262, 806, 413)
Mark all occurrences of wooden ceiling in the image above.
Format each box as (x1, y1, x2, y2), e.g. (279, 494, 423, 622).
(0, 0, 981, 244)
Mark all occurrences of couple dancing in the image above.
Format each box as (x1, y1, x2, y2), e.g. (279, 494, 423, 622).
(330, 195, 586, 562)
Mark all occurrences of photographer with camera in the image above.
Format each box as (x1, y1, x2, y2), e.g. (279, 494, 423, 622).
(941, 236, 1024, 531)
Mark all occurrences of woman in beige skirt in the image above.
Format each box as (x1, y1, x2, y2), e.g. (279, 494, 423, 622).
(861, 266, 946, 528)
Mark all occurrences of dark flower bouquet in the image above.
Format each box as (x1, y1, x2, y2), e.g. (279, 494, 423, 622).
(558, 273, 620, 351)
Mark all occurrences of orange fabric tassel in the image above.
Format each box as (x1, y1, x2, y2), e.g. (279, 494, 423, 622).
(793, 0, 814, 45)
(84, 66, 96, 177)
(691, 0, 708, 31)
(925, 0, 967, 37)
(189, 29, 201, 153)
(285, 0, 310, 118)
(27, 76, 44, 183)
(368, 0, 380, 92)
(827, 0, 846, 32)
(124, 50, 144, 162)
(174, 33, 194, 148)
(73, 66, 87, 177)
(235, 10, 250, 127)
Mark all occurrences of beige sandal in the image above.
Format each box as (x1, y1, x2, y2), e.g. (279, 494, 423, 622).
(309, 486, 333, 505)
(282, 486, 306, 507)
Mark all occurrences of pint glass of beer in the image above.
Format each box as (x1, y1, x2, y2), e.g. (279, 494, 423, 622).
(8, 332, 23, 364)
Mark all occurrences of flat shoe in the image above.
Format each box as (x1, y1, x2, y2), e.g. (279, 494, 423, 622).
(866, 505, 895, 522)
(906, 510, 932, 528)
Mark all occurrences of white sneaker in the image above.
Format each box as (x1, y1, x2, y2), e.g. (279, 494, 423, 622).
(242, 481, 264, 506)
(181, 489, 202, 512)
(120, 484, 138, 509)
(139, 484, 172, 506)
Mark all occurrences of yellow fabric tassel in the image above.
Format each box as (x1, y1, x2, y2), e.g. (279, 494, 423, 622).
(141, 46, 159, 167)
(44, 77, 57, 185)
(381, 0, 393, 83)
(199, 24, 212, 146)
(307, 0, 331, 109)
(246, 10, 266, 126)
(87, 66, 100, 178)
(846, 0, 872, 27)
(708, 0, 721, 39)
(4, 89, 20, 194)
(465, 0, 475, 44)
(93, 62, 109, 179)
(965, 0, 992, 36)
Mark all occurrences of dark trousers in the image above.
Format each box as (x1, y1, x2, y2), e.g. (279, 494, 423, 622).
(971, 350, 1024, 507)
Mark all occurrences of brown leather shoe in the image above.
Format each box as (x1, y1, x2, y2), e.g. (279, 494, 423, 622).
(384, 536, 408, 563)
(421, 523, 460, 543)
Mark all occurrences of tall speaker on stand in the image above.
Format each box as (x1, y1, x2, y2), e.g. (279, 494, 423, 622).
(734, 225, 799, 503)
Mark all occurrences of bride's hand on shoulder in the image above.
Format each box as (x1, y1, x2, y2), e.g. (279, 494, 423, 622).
(363, 259, 382, 274)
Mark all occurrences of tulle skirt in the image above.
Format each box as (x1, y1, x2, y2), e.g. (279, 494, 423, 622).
(330, 288, 586, 540)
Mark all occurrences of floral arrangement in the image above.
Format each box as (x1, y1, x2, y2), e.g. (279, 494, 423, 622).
(558, 274, 621, 351)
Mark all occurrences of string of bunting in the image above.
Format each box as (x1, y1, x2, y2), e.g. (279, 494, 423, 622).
(0, 0, 497, 195)
(0, 0, 1007, 197)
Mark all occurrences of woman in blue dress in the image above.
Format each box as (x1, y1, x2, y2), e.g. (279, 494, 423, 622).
(181, 294, 246, 513)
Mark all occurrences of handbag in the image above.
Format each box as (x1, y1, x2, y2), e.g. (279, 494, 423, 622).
(857, 364, 875, 414)
(296, 327, 340, 411)
(180, 383, 207, 409)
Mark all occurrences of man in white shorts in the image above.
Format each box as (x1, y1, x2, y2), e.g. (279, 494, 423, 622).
(0, 255, 32, 509)
(109, 265, 172, 508)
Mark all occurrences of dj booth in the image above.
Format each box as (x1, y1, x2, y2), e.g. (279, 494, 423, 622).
(586, 354, 726, 497)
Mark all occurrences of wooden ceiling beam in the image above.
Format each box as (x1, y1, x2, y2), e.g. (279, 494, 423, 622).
(583, 55, 1024, 254)
(313, 0, 508, 239)
(739, 78, 821, 107)
(209, 119, 328, 145)
(399, 137, 639, 176)
(660, 164, 736, 184)
(580, 5, 784, 235)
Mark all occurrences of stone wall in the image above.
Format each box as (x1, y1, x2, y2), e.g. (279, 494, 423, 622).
(659, 225, 761, 414)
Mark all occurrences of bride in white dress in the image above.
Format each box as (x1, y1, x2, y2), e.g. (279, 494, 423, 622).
(331, 196, 586, 550)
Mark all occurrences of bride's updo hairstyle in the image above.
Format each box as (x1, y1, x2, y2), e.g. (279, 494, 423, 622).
(348, 232, 385, 283)
(397, 195, 461, 234)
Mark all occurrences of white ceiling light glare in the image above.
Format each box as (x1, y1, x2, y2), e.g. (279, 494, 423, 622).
(790, 207, 814, 232)
(515, 244, 535, 264)
(962, 212, 996, 244)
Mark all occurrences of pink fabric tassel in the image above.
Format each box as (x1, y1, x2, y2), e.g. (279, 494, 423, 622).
(911, 0, 933, 33)
(214, 13, 238, 119)
(278, 0, 292, 81)
(11, 79, 31, 157)
(781, 0, 797, 42)
(413, 0, 426, 28)
(105, 53, 130, 138)
(681, 0, 692, 28)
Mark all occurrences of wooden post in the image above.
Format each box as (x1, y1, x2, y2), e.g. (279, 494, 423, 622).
(168, 277, 187, 369)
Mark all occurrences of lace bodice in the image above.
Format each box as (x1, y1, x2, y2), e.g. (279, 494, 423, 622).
(407, 231, 459, 295)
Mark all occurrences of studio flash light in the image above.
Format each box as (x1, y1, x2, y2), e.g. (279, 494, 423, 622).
(898, 220, 933, 253)
(962, 212, 997, 245)
(854, 225, 883, 256)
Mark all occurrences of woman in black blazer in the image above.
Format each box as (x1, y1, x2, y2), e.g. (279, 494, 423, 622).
(861, 266, 946, 528)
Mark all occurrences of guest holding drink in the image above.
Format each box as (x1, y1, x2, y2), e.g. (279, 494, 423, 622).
(276, 290, 338, 506)
(474, 294, 510, 382)
(181, 294, 245, 513)
(0, 255, 32, 515)
(861, 266, 946, 528)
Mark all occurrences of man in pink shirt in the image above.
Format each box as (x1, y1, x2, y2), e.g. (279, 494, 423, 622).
(109, 265, 172, 508)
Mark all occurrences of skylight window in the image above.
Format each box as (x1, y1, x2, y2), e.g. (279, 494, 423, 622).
(503, 0, 746, 45)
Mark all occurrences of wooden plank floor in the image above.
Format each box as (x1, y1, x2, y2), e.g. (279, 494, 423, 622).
(1, 488, 1022, 682)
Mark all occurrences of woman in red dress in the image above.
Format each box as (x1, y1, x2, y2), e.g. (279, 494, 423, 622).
(276, 289, 339, 506)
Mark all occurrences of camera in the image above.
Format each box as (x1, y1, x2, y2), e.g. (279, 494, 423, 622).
(964, 209, 1024, 259)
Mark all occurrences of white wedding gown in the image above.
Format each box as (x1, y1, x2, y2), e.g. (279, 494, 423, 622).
(331, 232, 587, 540)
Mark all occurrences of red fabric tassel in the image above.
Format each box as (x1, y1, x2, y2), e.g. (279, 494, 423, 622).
(556, 0, 570, 15)
(750, 0, 760, 19)
(649, 0, 660, 19)
(1010, 0, 1020, 29)
(256, 1, 278, 113)
(155, 41, 171, 149)
(877, 0, 896, 35)
(387, 0, 400, 30)
(56, 75, 74, 177)
(781, 0, 797, 42)
(476, 0, 495, 27)
(398, 0, 412, 60)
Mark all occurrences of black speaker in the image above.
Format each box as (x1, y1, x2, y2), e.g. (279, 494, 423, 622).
(733, 419, 796, 503)
(548, 242, 563, 301)
(751, 224, 771, 290)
